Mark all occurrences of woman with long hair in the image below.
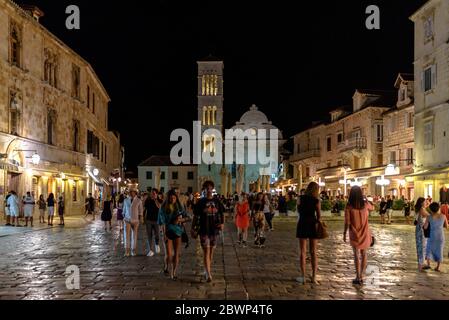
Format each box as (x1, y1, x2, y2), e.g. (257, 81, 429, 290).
(157, 190, 190, 280)
(38, 195, 46, 224)
(263, 194, 275, 231)
(252, 192, 267, 247)
(296, 182, 321, 285)
(414, 197, 429, 272)
(343, 186, 373, 285)
(101, 195, 113, 231)
(117, 194, 125, 231)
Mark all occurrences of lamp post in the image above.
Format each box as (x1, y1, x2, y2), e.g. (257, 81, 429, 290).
(338, 166, 351, 197)
(318, 177, 325, 188)
(376, 175, 390, 197)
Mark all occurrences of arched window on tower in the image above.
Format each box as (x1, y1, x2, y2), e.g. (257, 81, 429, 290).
(214, 75, 218, 96)
(202, 75, 206, 96)
(202, 106, 207, 125)
(207, 107, 212, 126)
(205, 75, 210, 96)
(212, 106, 217, 125)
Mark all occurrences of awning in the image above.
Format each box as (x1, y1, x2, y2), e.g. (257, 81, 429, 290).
(406, 167, 449, 178)
(101, 178, 111, 186)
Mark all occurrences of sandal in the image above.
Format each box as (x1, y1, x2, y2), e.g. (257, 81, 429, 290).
(352, 278, 362, 285)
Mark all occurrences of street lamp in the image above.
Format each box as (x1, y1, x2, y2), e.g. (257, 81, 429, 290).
(376, 175, 390, 197)
(31, 152, 40, 165)
(350, 178, 363, 187)
(339, 166, 351, 197)
(318, 177, 325, 187)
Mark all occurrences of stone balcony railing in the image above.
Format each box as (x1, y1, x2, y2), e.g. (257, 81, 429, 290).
(338, 137, 367, 152)
(291, 149, 321, 161)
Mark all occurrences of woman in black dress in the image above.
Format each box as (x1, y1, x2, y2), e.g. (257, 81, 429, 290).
(101, 195, 113, 231)
(296, 182, 321, 285)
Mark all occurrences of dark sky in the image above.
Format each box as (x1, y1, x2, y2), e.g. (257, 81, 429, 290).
(22, 0, 426, 171)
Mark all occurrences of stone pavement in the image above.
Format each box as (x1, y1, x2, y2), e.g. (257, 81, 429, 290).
(1, 214, 449, 300)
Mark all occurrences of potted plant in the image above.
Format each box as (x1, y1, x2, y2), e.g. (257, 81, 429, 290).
(320, 199, 332, 217)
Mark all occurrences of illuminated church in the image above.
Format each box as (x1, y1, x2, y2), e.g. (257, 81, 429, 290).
(196, 57, 284, 195)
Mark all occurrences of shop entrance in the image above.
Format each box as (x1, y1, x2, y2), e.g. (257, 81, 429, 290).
(7, 172, 21, 193)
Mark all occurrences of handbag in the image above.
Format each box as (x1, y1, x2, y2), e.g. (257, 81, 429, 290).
(315, 220, 329, 239)
(190, 215, 200, 239)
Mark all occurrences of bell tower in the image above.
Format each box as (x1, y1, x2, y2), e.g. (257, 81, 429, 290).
(197, 57, 224, 192)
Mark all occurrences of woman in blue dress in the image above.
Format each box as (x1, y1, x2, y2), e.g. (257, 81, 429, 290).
(414, 198, 429, 272)
(424, 202, 448, 272)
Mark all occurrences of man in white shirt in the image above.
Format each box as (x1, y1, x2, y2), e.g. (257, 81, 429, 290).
(123, 188, 143, 257)
(23, 191, 35, 227)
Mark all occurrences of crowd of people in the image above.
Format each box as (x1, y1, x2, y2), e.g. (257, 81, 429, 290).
(3, 190, 66, 227)
(5, 180, 449, 287)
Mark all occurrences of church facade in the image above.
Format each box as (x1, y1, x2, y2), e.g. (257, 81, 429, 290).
(196, 58, 284, 195)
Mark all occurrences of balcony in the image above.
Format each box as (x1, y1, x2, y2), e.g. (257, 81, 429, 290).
(292, 149, 321, 161)
(338, 137, 367, 152)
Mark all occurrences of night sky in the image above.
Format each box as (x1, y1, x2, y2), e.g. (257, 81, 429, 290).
(21, 0, 426, 172)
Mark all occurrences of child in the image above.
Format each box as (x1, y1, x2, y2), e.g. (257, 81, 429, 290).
(424, 202, 448, 271)
(58, 196, 65, 226)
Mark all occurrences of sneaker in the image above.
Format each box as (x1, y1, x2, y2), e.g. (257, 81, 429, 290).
(242, 241, 247, 248)
(147, 250, 154, 257)
(131, 250, 136, 257)
(155, 245, 160, 254)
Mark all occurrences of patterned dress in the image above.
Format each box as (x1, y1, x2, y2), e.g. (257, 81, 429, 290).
(415, 212, 426, 265)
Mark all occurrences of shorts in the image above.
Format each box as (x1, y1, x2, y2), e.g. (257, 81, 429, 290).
(200, 234, 217, 248)
(9, 209, 18, 217)
(24, 208, 33, 218)
(166, 229, 180, 241)
(48, 207, 55, 216)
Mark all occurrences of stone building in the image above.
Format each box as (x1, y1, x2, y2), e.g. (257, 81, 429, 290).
(138, 156, 197, 194)
(382, 73, 415, 199)
(279, 89, 396, 197)
(0, 1, 123, 215)
(410, 0, 449, 200)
